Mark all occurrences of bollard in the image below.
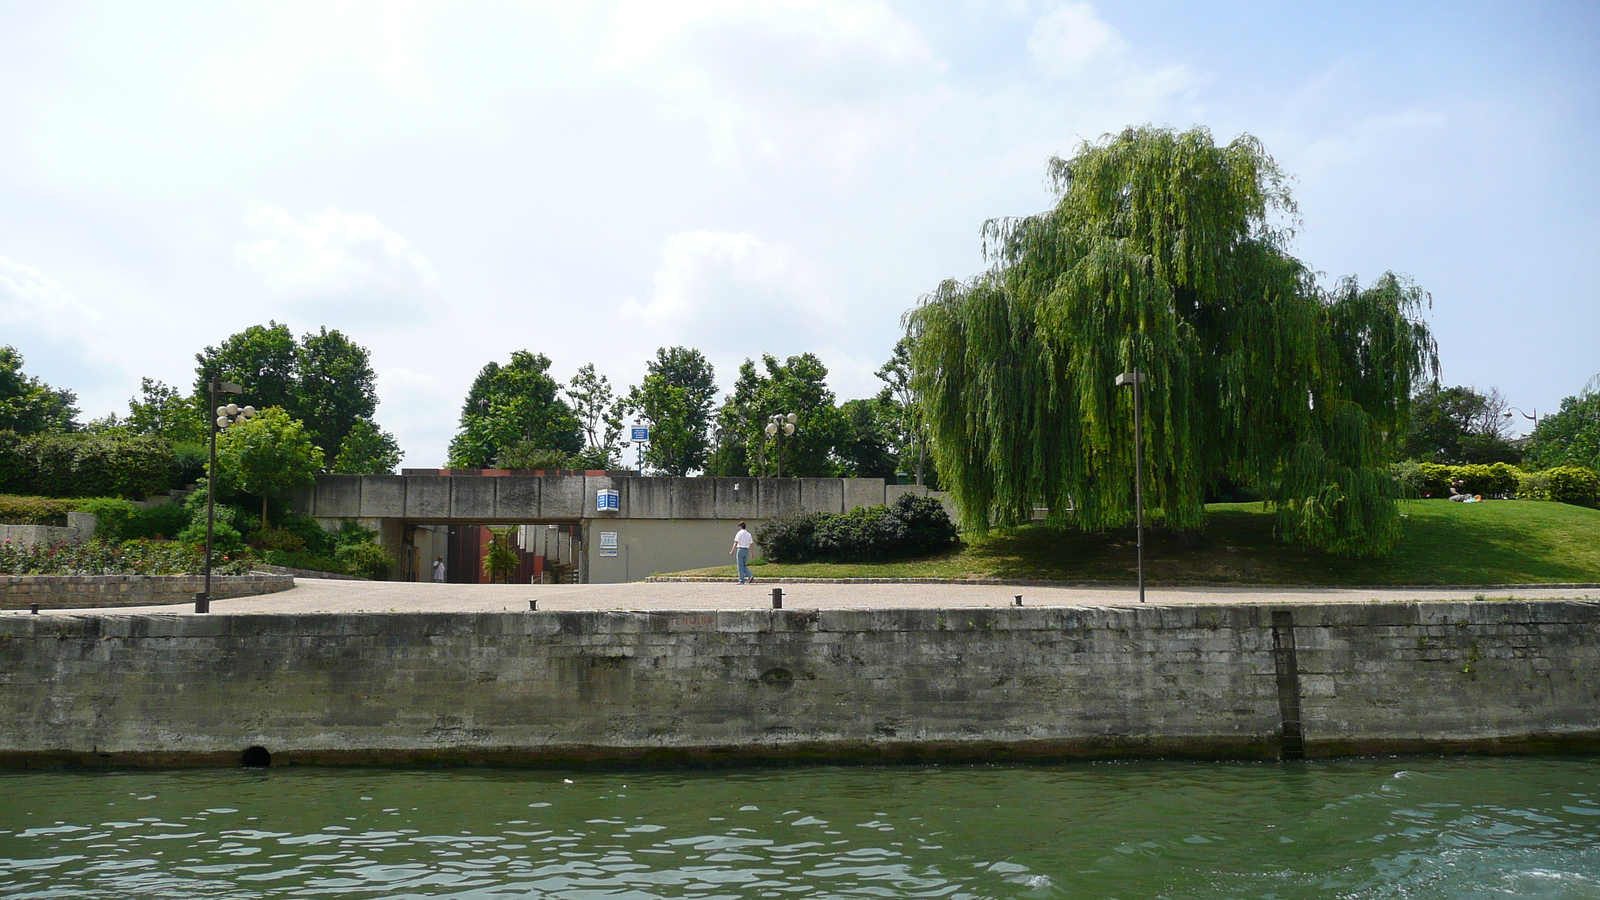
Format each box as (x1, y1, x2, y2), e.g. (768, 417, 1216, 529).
(194, 593, 209, 614)
(1015, 595, 1023, 606)
(30, 603, 39, 615)
(529, 599, 538, 611)
(771, 587, 783, 609)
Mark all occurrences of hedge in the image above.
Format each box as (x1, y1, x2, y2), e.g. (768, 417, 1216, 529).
(758, 494, 959, 563)
(1393, 461, 1598, 506)
(0, 431, 174, 499)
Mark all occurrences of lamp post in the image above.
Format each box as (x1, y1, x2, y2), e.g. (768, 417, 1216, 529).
(764, 413, 797, 477)
(1504, 406, 1538, 431)
(1114, 369, 1148, 604)
(196, 382, 253, 613)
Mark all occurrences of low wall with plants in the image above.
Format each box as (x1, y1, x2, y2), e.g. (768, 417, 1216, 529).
(1, 573, 293, 610)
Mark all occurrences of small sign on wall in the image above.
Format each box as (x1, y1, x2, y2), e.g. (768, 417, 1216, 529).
(599, 531, 618, 549)
(596, 489, 620, 512)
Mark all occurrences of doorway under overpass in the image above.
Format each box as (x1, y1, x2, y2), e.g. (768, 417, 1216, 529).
(402, 520, 584, 584)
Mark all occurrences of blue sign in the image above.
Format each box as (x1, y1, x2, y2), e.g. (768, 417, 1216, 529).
(631, 426, 650, 442)
(596, 489, 620, 511)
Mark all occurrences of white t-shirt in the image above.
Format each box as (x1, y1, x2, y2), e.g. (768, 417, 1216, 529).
(432, 560, 445, 581)
(734, 528, 754, 549)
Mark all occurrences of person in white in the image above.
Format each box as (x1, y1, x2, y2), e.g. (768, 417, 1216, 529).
(431, 556, 446, 583)
(730, 523, 755, 584)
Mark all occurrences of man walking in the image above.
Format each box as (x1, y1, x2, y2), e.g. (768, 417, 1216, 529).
(730, 522, 755, 584)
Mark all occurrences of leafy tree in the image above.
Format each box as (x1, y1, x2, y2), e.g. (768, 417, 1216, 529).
(836, 398, 898, 479)
(193, 323, 384, 468)
(447, 351, 581, 468)
(874, 336, 936, 486)
(332, 418, 402, 474)
(1399, 382, 1519, 464)
(481, 526, 520, 583)
(0, 345, 78, 434)
(194, 322, 299, 413)
(709, 353, 847, 477)
(627, 347, 718, 475)
(1524, 376, 1600, 470)
(565, 364, 624, 469)
(907, 126, 1437, 555)
(296, 327, 379, 468)
(494, 442, 573, 470)
(215, 407, 322, 527)
(126, 378, 206, 444)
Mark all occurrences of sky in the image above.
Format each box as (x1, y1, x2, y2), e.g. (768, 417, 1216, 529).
(1, 0, 1595, 467)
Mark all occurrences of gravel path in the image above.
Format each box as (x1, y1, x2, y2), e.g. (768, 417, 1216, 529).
(9, 578, 1598, 616)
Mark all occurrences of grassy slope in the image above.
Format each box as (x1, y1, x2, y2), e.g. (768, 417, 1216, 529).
(665, 500, 1600, 585)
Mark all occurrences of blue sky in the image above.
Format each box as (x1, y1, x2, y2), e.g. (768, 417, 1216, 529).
(1, 0, 1595, 466)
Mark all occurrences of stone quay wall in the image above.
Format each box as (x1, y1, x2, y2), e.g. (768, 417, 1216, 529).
(0, 599, 1595, 767)
(0, 574, 295, 611)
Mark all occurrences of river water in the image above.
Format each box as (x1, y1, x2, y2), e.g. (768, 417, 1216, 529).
(3, 757, 1598, 899)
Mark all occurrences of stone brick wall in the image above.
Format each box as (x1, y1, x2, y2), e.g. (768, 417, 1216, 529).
(0, 599, 1594, 767)
(0, 574, 294, 610)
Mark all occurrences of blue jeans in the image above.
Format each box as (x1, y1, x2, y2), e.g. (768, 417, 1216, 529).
(736, 547, 752, 583)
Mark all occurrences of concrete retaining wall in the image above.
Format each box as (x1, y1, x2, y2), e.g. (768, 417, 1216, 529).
(0, 599, 1595, 766)
(0, 574, 295, 610)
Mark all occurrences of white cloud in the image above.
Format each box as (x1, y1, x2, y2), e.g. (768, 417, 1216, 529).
(621, 230, 845, 351)
(1024, 2, 1195, 112)
(234, 203, 442, 310)
(0, 255, 103, 340)
(600, 0, 944, 168)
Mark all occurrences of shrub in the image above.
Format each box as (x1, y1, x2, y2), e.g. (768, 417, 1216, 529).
(250, 524, 308, 554)
(757, 510, 827, 563)
(1543, 466, 1599, 506)
(1394, 461, 1519, 499)
(77, 497, 140, 541)
(0, 432, 174, 498)
(169, 441, 208, 490)
(0, 494, 81, 525)
(124, 502, 192, 540)
(335, 539, 393, 580)
(758, 494, 959, 563)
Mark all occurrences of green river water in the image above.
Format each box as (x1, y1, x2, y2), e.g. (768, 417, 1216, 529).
(3, 757, 1599, 899)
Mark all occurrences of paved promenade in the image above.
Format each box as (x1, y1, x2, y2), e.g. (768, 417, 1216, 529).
(8, 578, 1598, 616)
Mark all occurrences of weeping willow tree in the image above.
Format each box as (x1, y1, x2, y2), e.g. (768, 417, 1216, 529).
(907, 126, 1436, 555)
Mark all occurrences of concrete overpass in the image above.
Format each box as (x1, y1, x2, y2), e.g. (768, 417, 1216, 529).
(296, 472, 942, 584)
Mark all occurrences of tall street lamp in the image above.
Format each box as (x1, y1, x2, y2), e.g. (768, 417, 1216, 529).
(1114, 369, 1148, 604)
(764, 413, 797, 477)
(196, 382, 253, 613)
(1504, 406, 1538, 431)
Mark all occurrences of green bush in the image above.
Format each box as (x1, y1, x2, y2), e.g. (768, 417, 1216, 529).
(169, 441, 208, 490)
(0, 494, 81, 525)
(335, 539, 393, 580)
(1542, 466, 1599, 506)
(77, 497, 140, 541)
(1394, 461, 1519, 499)
(758, 494, 959, 563)
(124, 502, 191, 540)
(0, 431, 174, 498)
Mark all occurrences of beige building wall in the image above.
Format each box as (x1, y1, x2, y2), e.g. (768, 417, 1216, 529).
(585, 519, 765, 583)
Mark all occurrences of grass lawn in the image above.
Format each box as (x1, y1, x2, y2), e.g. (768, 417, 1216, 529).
(663, 500, 1600, 586)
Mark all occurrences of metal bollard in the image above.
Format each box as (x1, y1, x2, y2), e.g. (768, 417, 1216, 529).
(529, 599, 538, 611)
(771, 587, 783, 609)
(1015, 595, 1023, 606)
(194, 593, 209, 614)
(30, 603, 39, 615)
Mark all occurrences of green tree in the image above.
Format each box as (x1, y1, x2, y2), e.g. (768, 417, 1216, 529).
(1400, 382, 1519, 464)
(836, 398, 899, 479)
(627, 347, 717, 475)
(332, 418, 402, 474)
(216, 407, 322, 527)
(296, 327, 379, 468)
(907, 126, 1436, 555)
(874, 336, 934, 486)
(194, 322, 299, 413)
(709, 353, 847, 477)
(565, 363, 624, 469)
(126, 378, 206, 444)
(0, 345, 78, 434)
(193, 323, 385, 468)
(447, 351, 581, 468)
(1524, 376, 1600, 470)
